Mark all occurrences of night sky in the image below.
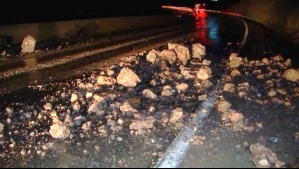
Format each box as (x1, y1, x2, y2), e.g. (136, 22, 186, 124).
(1, 0, 240, 25)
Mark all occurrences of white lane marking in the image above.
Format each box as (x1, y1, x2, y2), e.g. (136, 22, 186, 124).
(239, 19, 248, 52)
(155, 85, 219, 168)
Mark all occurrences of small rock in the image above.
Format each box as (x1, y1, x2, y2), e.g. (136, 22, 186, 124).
(258, 159, 269, 167)
(117, 67, 141, 88)
(129, 117, 155, 134)
(176, 83, 188, 92)
(71, 93, 78, 103)
(284, 58, 292, 67)
(283, 69, 299, 82)
(192, 43, 206, 60)
(142, 89, 157, 100)
(198, 94, 207, 101)
(267, 89, 276, 97)
(230, 69, 241, 77)
(86, 92, 93, 99)
(97, 76, 116, 85)
(161, 85, 174, 97)
(43, 103, 52, 111)
(217, 100, 231, 113)
(223, 83, 236, 93)
(93, 94, 105, 103)
(228, 53, 242, 68)
(196, 66, 212, 80)
(273, 55, 284, 62)
(82, 121, 92, 131)
(202, 59, 211, 65)
(146, 49, 160, 64)
(21, 35, 36, 54)
(228, 112, 244, 124)
(159, 49, 177, 64)
(262, 58, 270, 65)
(169, 108, 184, 123)
(169, 43, 190, 65)
(49, 123, 70, 140)
(117, 137, 123, 141)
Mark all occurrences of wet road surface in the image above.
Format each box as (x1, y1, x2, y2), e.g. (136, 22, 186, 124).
(0, 12, 298, 168)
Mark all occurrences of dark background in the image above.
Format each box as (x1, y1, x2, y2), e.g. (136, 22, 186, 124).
(0, 0, 240, 25)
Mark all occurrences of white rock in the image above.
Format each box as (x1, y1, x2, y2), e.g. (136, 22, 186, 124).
(228, 53, 243, 68)
(258, 159, 269, 167)
(117, 67, 141, 88)
(86, 92, 93, 99)
(196, 66, 212, 80)
(129, 117, 155, 133)
(21, 35, 36, 54)
(97, 76, 116, 85)
(192, 43, 206, 60)
(71, 93, 78, 103)
(169, 108, 184, 123)
(146, 49, 160, 64)
(176, 83, 188, 92)
(159, 49, 177, 64)
(174, 45, 190, 65)
(49, 123, 70, 140)
(283, 69, 299, 82)
(142, 89, 157, 100)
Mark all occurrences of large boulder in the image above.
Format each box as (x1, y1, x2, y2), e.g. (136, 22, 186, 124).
(21, 35, 36, 54)
(117, 67, 141, 87)
(168, 43, 190, 65)
(158, 49, 177, 64)
(192, 43, 206, 60)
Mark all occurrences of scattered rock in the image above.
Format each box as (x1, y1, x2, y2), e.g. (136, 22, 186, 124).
(142, 89, 157, 100)
(21, 35, 36, 54)
(49, 122, 70, 140)
(198, 94, 207, 101)
(129, 117, 155, 134)
(250, 143, 285, 168)
(120, 102, 138, 113)
(86, 92, 93, 99)
(159, 49, 177, 64)
(262, 58, 270, 65)
(228, 112, 244, 124)
(273, 55, 284, 62)
(228, 53, 243, 68)
(117, 67, 141, 88)
(283, 69, 299, 82)
(217, 100, 231, 113)
(196, 66, 212, 80)
(169, 43, 190, 65)
(223, 83, 236, 93)
(97, 76, 116, 85)
(230, 69, 241, 77)
(267, 89, 277, 97)
(71, 93, 78, 103)
(82, 121, 92, 131)
(146, 49, 160, 64)
(161, 85, 175, 97)
(176, 83, 188, 92)
(284, 58, 292, 67)
(169, 108, 184, 123)
(192, 43, 206, 60)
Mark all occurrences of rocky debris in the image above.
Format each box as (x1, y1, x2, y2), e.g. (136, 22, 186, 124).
(228, 53, 243, 68)
(120, 101, 138, 114)
(86, 92, 93, 99)
(129, 117, 155, 134)
(217, 100, 231, 113)
(192, 43, 206, 60)
(97, 76, 116, 85)
(93, 94, 105, 103)
(191, 135, 206, 145)
(88, 103, 104, 115)
(272, 55, 284, 62)
(175, 83, 188, 92)
(142, 89, 157, 100)
(230, 69, 241, 77)
(146, 49, 160, 64)
(250, 143, 285, 168)
(284, 58, 292, 67)
(82, 121, 92, 131)
(169, 108, 184, 124)
(295, 132, 299, 143)
(262, 58, 270, 65)
(196, 66, 212, 80)
(198, 94, 207, 101)
(161, 85, 175, 97)
(117, 67, 141, 87)
(168, 43, 190, 65)
(43, 103, 52, 111)
(49, 122, 70, 140)
(21, 35, 36, 54)
(223, 83, 236, 93)
(283, 69, 299, 82)
(180, 65, 196, 79)
(202, 59, 211, 65)
(71, 93, 78, 103)
(159, 49, 177, 64)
